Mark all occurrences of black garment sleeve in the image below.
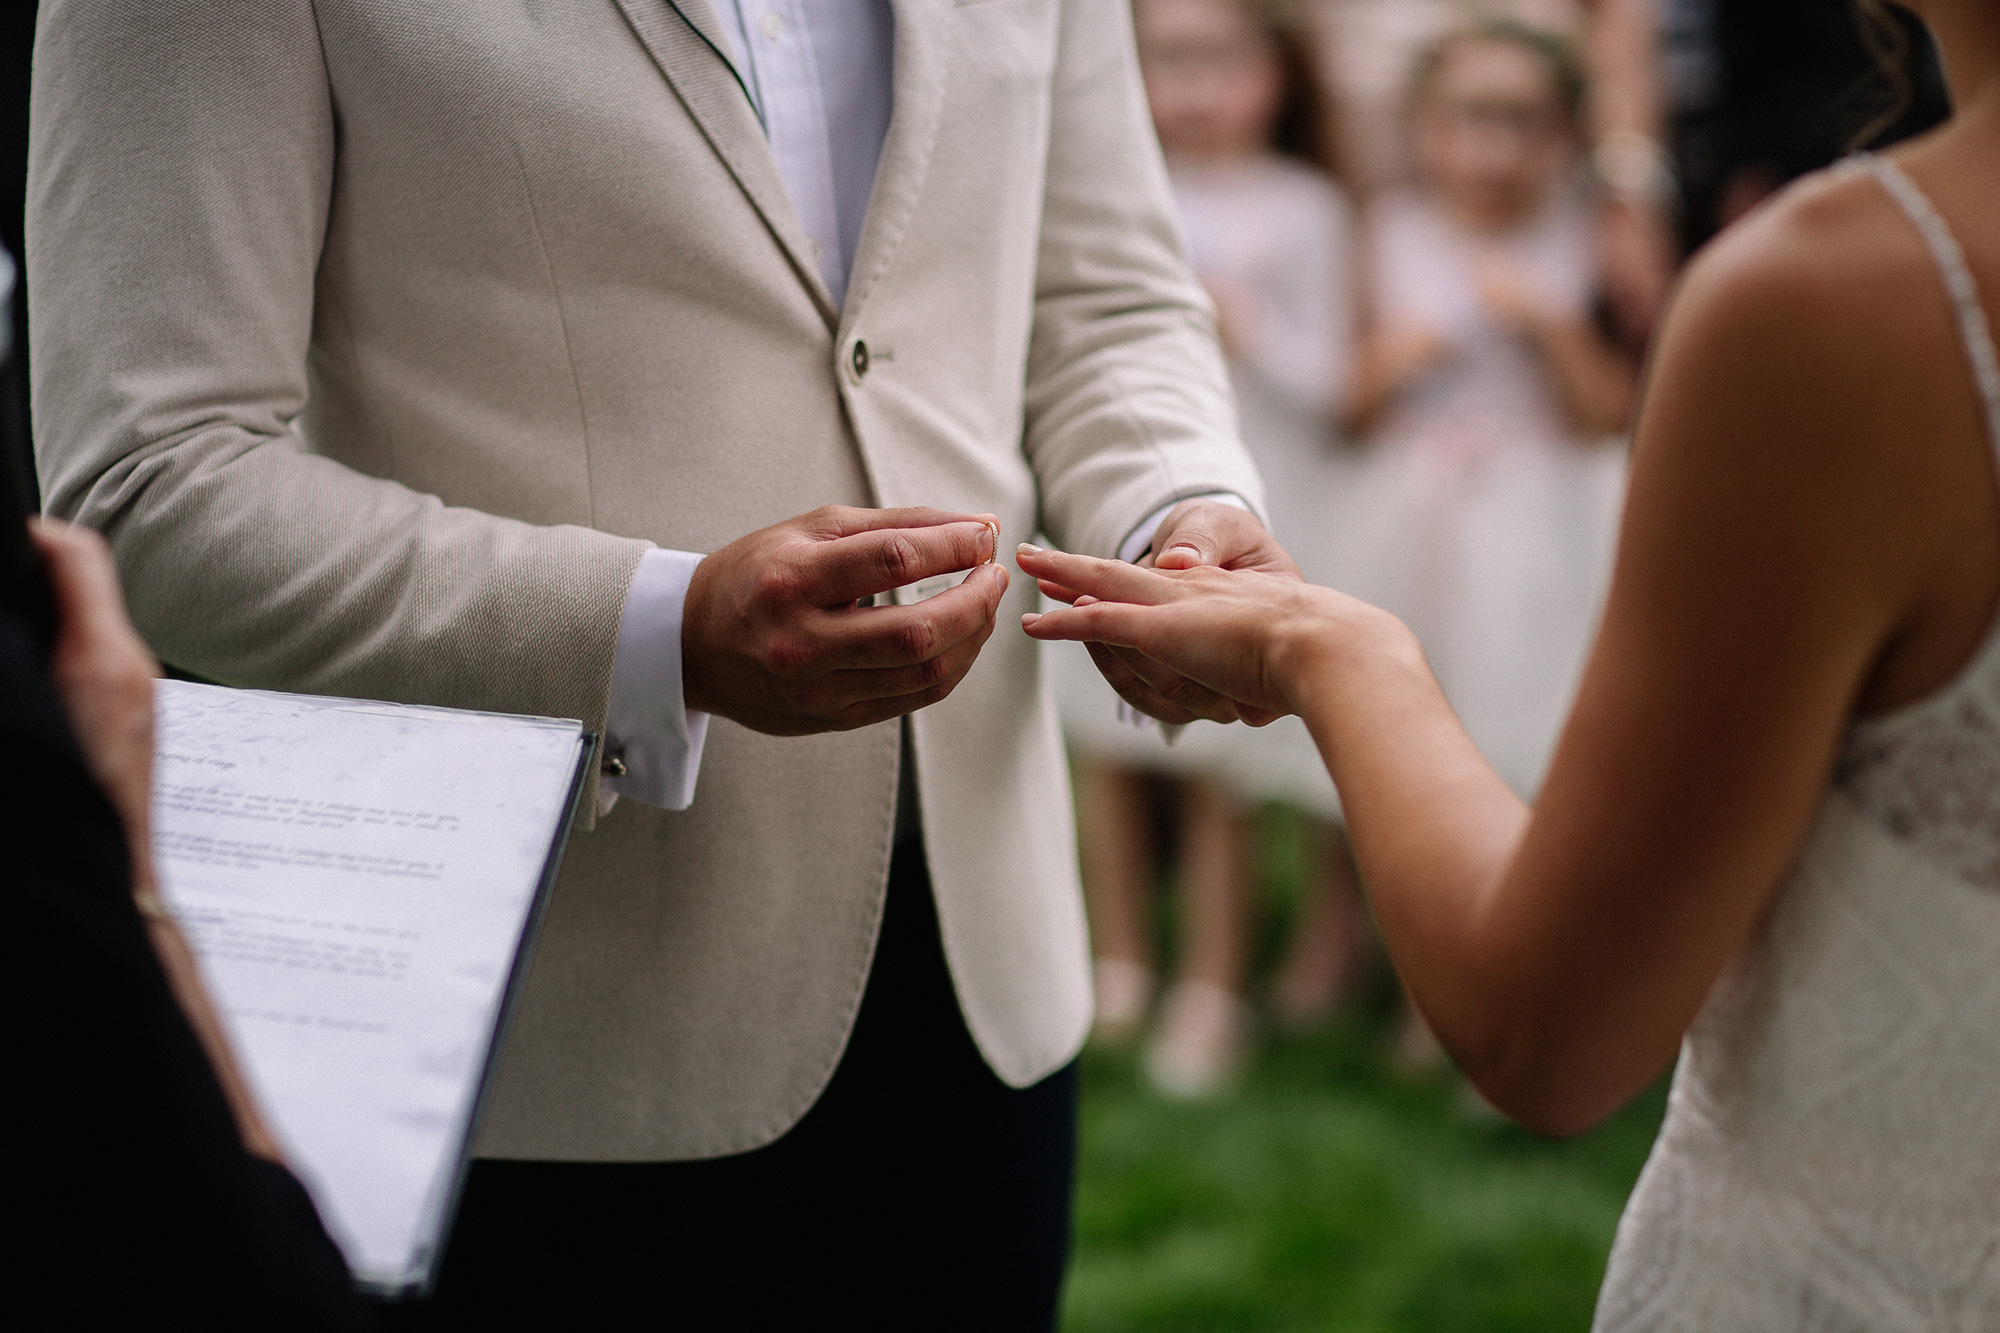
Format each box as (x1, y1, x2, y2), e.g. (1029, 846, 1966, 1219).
(1, 613, 371, 1330)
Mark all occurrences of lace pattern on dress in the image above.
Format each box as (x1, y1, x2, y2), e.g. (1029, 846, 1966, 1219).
(1592, 151, 2000, 1333)
(1835, 633, 2000, 891)
(1831, 155, 2000, 893)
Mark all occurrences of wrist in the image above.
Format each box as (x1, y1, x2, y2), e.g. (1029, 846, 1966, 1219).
(1269, 599, 1423, 720)
(1519, 308, 1567, 348)
(1592, 131, 1675, 213)
(678, 560, 717, 716)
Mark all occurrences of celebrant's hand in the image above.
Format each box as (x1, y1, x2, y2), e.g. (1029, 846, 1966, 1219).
(31, 518, 161, 885)
(30, 518, 285, 1161)
(1031, 499, 1300, 726)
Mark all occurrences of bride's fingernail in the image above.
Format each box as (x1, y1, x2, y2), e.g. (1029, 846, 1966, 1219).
(1017, 542, 1044, 556)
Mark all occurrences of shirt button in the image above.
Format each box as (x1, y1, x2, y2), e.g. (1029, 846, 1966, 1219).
(850, 340, 870, 379)
(760, 11, 784, 40)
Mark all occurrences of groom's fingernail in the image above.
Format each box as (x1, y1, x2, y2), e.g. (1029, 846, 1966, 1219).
(1017, 542, 1044, 556)
(974, 522, 995, 563)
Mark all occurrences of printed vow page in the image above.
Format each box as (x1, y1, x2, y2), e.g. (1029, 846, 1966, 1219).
(152, 680, 588, 1292)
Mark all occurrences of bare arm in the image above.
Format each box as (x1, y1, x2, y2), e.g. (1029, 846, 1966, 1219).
(1022, 161, 2000, 1133)
(1577, 0, 1677, 343)
(1340, 326, 1452, 436)
(1578, 0, 1662, 147)
(1481, 264, 1637, 435)
(1521, 312, 1637, 435)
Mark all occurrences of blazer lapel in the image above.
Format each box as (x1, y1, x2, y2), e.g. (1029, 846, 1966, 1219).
(614, 0, 840, 326)
(839, 0, 952, 331)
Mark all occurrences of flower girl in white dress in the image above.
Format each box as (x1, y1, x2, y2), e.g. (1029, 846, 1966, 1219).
(1344, 20, 1635, 799)
(1021, 0, 2000, 1321)
(1055, 0, 1364, 1092)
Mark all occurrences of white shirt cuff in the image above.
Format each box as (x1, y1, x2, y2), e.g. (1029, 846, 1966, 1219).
(1115, 492, 1254, 564)
(602, 548, 711, 811)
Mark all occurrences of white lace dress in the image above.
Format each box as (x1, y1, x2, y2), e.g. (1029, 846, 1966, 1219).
(1593, 155, 2000, 1331)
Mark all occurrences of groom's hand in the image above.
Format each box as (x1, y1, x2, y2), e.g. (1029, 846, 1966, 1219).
(682, 505, 1008, 736)
(1042, 499, 1299, 726)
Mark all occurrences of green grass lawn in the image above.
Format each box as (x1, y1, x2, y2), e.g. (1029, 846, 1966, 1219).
(1063, 805, 1668, 1332)
(1065, 1031, 1668, 1332)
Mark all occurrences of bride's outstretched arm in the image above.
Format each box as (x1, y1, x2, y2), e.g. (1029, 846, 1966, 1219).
(1021, 156, 1995, 1135)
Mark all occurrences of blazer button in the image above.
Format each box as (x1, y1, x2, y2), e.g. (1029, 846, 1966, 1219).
(849, 339, 870, 380)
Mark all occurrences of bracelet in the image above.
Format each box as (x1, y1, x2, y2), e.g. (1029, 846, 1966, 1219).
(1593, 131, 1676, 210)
(133, 888, 175, 922)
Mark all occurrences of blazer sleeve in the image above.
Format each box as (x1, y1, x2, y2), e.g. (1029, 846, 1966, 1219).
(1021, 0, 1267, 560)
(27, 0, 646, 738)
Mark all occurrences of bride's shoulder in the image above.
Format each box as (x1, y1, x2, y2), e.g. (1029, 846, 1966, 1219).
(1642, 160, 1948, 462)
(1662, 161, 1931, 367)
(1631, 154, 1968, 549)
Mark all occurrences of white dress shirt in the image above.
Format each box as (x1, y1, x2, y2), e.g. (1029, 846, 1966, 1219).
(602, 0, 1243, 808)
(601, 0, 894, 809)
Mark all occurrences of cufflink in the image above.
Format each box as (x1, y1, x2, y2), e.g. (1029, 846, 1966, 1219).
(601, 752, 629, 779)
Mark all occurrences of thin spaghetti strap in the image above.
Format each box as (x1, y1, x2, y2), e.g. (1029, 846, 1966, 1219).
(1858, 153, 2000, 459)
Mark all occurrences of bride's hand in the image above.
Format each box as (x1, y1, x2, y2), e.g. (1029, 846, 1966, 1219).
(1016, 544, 1409, 722)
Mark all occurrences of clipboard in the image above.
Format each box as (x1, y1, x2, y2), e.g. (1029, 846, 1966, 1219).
(385, 726, 593, 1298)
(150, 681, 599, 1296)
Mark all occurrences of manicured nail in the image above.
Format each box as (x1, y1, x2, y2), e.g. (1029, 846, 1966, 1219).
(1021, 611, 1041, 626)
(1017, 542, 1044, 556)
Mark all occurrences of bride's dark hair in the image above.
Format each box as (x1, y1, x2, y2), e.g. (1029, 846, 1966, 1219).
(1852, 0, 1918, 148)
(1245, 0, 1346, 184)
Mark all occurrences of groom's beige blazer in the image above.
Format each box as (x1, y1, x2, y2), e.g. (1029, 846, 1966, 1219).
(29, 0, 1261, 1159)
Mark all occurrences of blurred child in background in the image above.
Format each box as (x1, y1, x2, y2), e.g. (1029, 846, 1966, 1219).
(1346, 19, 1634, 804)
(1056, 0, 1367, 1096)
(1310, 0, 1675, 348)
(1274, 16, 1638, 1072)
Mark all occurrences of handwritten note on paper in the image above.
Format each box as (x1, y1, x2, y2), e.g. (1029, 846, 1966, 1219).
(151, 681, 588, 1293)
